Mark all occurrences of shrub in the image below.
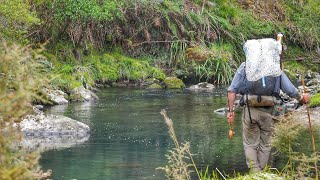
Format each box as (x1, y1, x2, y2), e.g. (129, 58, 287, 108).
(0, 42, 50, 179)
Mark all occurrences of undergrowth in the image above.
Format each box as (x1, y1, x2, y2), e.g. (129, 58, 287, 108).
(0, 42, 51, 179)
(46, 50, 166, 92)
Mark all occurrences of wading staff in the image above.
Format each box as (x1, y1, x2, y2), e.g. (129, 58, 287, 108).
(302, 78, 318, 179)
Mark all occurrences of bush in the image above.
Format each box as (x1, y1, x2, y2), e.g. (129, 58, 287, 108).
(0, 42, 49, 179)
(0, 0, 40, 42)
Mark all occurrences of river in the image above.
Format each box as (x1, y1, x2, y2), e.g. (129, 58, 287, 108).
(41, 87, 288, 179)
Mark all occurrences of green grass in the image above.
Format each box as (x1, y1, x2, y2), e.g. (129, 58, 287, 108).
(310, 93, 320, 108)
(44, 49, 166, 92)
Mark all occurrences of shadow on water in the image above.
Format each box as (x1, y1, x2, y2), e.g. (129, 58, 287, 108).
(41, 87, 249, 179)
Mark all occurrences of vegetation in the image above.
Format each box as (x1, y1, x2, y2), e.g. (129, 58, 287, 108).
(0, 43, 50, 179)
(0, 0, 40, 43)
(310, 93, 320, 108)
(1, 0, 320, 179)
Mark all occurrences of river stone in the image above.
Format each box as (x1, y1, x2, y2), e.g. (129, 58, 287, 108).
(43, 88, 68, 105)
(284, 107, 320, 127)
(19, 112, 90, 138)
(70, 86, 99, 102)
(163, 77, 185, 89)
(214, 108, 227, 115)
(147, 83, 162, 89)
(188, 82, 215, 90)
(307, 77, 320, 86)
(141, 78, 160, 87)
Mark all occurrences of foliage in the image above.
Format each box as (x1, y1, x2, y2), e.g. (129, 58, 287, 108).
(0, 42, 50, 179)
(271, 113, 319, 179)
(23, 0, 319, 85)
(190, 43, 235, 84)
(46, 49, 166, 91)
(309, 93, 320, 108)
(281, 0, 320, 50)
(0, 0, 40, 42)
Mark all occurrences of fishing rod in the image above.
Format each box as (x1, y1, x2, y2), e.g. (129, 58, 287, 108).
(302, 78, 318, 179)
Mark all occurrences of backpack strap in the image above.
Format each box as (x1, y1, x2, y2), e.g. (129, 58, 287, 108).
(246, 93, 254, 124)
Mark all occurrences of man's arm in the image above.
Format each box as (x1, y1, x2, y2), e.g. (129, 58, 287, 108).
(226, 62, 246, 124)
(281, 73, 309, 104)
(227, 91, 236, 124)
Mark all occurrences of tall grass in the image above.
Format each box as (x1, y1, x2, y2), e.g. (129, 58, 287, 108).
(271, 112, 320, 179)
(159, 109, 201, 180)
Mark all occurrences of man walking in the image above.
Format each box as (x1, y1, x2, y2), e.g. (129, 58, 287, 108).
(226, 39, 309, 172)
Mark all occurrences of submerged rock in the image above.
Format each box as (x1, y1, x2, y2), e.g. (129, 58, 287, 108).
(147, 83, 162, 89)
(163, 77, 185, 89)
(20, 134, 89, 152)
(188, 82, 215, 90)
(214, 108, 228, 115)
(141, 78, 160, 87)
(70, 86, 99, 102)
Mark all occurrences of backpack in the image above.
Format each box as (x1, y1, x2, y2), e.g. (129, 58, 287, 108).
(243, 38, 282, 82)
(242, 38, 283, 106)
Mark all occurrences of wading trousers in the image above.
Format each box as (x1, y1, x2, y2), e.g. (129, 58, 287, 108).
(242, 106, 274, 172)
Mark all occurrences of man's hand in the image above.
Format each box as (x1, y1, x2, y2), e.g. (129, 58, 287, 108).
(300, 93, 310, 104)
(227, 111, 235, 124)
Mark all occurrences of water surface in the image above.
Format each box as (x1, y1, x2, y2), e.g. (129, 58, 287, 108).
(41, 88, 250, 179)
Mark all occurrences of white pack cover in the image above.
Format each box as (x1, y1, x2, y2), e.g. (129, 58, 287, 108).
(243, 38, 282, 81)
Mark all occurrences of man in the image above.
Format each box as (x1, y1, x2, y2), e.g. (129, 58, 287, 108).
(227, 62, 309, 172)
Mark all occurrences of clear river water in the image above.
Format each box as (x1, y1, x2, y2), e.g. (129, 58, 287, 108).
(40, 87, 296, 179)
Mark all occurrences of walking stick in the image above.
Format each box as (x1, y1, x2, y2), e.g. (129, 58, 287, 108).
(302, 78, 318, 179)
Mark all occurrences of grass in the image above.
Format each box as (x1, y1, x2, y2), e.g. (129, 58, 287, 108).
(44, 49, 166, 92)
(159, 109, 200, 180)
(310, 93, 320, 108)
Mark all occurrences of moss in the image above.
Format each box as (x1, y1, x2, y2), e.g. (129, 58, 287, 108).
(163, 77, 185, 89)
(310, 93, 320, 108)
(147, 83, 163, 89)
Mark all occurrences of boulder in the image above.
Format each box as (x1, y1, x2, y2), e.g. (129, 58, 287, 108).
(70, 86, 99, 102)
(20, 112, 90, 138)
(147, 83, 163, 89)
(188, 82, 215, 90)
(43, 88, 68, 105)
(307, 77, 320, 87)
(141, 78, 160, 87)
(163, 77, 185, 89)
(18, 111, 90, 152)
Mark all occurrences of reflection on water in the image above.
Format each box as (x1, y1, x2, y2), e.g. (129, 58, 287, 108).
(21, 135, 90, 152)
(41, 88, 248, 179)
